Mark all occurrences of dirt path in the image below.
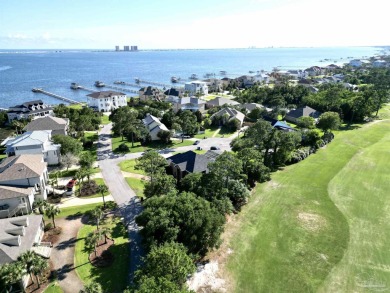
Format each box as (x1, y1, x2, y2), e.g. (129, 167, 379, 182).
(120, 171, 148, 180)
(50, 217, 85, 293)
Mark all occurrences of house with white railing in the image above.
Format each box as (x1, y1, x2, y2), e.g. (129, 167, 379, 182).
(86, 90, 127, 112)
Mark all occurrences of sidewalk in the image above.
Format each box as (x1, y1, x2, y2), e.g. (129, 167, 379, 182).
(55, 194, 114, 208)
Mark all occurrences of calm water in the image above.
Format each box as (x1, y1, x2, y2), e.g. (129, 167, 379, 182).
(0, 47, 381, 108)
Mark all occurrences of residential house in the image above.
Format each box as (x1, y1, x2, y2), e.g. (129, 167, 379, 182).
(166, 96, 206, 113)
(0, 186, 35, 219)
(142, 114, 169, 141)
(86, 91, 127, 112)
(206, 97, 239, 108)
(166, 150, 221, 181)
(184, 81, 209, 96)
(0, 154, 49, 200)
(349, 59, 370, 67)
(7, 100, 53, 123)
(210, 108, 245, 129)
(204, 78, 224, 92)
(240, 103, 272, 113)
(287, 70, 306, 79)
(0, 215, 51, 289)
(372, 60, 387, 68)
(262, 116, 295, 132)
(304, 66, 324, 77)
(285, 106, 322, 124)
(139, 86, 165, 102)
(2, 131, 61, 165)
(254, 72, 272, 84)
(164, 88, 184, 98)
(23, 116, 69, 136)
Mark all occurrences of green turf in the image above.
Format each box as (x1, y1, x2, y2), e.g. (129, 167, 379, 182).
(194, 126, 220, 139)
(225, 118, 390, 292)
(111, 137, 194, 153)
(44, 202, 103, 221)
(101, 115, 110, 125)
(67, 103, 85, 110)
(75, 216, 129, 293)
(43, 282, 63, 293)
(118, 159, 146, 175)
(125, 177, 145, 199)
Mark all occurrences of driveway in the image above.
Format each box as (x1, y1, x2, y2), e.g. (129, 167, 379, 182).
(50, 217, 85, 293)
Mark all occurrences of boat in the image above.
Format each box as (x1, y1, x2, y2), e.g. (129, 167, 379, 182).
(249, 70, 255, 73)
(189, 74, 198, 80)
(204, 73, 215, 78)
(32, 88, 42, 92)
(219, 71, 227, 75)
(94, 81, 105, 87)
(171, 76, 180, 83)
(70, 82, 80, 89)
(135, 78, 140, 84)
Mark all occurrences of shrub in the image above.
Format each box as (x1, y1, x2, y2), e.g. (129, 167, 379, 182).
(45, 223, 53, 231)
(118, 143, 130, 153)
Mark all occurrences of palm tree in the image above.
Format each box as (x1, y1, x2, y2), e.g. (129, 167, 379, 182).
(98, 227, 111, 244)
(32, 199, 47, 215)
(83, 168, 93, 183)
(0, 262, 26, 293)
(18, 251, 40, 286)
(31, 257, 48, 288)
(85, 232, 100, 257)
(97, 184, 109, 209)
(92, 207, 103, 230)
(82, 282, 103, 293)
(45, 204, 60, 228)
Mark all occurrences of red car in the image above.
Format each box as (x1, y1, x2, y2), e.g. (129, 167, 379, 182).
(66, 179, 77, 189)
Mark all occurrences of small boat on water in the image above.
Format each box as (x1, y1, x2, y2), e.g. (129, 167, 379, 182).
(70, 82, 80, 89)
(135, 78, 140, 84)
(32, 88, 42, 92)
(94, 81, 105, 87)
(219, 71, 227, 75)
(249, 70, 255, 73)
(171, 76, 180, 83)
(189, 74, 198, 80)
(204, 72, 215, 78)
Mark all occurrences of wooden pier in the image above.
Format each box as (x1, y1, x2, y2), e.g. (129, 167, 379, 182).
(113, 81, 141, 88)
(134, 78, 183, 90)
(103, 84, 139, 94)
(70, 83, 96, 93)
(32, 88, 82, 104)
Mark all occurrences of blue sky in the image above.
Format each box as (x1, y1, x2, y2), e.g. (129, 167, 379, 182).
(0, 0, 388, 49)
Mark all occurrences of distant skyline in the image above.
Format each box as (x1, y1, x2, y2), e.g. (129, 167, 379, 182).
(0, 0, 389, 50)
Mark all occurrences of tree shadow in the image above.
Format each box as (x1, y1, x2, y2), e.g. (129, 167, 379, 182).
(56, 237, 81, 250)
(338, 124, 361, 131)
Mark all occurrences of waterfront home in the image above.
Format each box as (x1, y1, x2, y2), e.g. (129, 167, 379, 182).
(184, 81, 209, 96)
(206, 97, 239, 108)
(254, 72, 273, 84)
(166, 150, 221, 181)
(164, 87, 184, 98)
(203, 78, 224, 93)
(0, 154, 49, 200)
(86, 90, 127, 112)
(2, 131, 61, 165)
(23, 116, 69, 136)
(166, 96, 206, 113)
(372, 60, 387, 68)
(349, 59, 370, 67)
(287, 70, 306, 79)
(304, 66, 324, 77)
(142, 114, 169, 141)
(0, 215, 51, 289)
(7, 100, 53, 123)
(210, 108, 245, 129)
(285, 106, 322, 124)
(139, 86, 165, 102)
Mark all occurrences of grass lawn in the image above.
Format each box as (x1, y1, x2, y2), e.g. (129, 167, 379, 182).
(225, 118, 390, 292)
(43, 282, 63, 293)
(101, 115, 110, 125)
(216, 126, 236, 138)
(0, 127, 14, 141)
(0, 147, 7, 160)
(118, 159, 146, 175)
(44, 202, 103, 221)
(75, 216, 129, 293)
(111, 137, 194, 153)
(67, 103, 86, 110)
(194, 126, 220, 139)
(125, 177, 145, 199)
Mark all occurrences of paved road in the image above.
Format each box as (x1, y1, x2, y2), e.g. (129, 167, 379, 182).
(97, 123, 144, 283)
(51, 217, 84, 293)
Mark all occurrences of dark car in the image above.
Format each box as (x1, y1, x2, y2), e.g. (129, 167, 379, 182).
(210, 146, 220, 150)
(193, 140, 200, 145)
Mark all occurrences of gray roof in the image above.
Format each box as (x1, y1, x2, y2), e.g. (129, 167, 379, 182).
(0, 215, 43, 264)
(87, 91, 126, 99)
(23, 116, 68, 132)
(0, 186, 34, 200)
(3, 131, 51, 149)
(207, 97, 239, 107)
(211, 108, 245, 124)
(286, 106, 322, 119)
(167, 150, 221, 173)
(0, 154, 46, 182)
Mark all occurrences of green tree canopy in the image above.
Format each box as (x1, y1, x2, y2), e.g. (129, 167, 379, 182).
(135, 151, 167, 183)
(317, 112, 342, 133)
(52, 135, 83, 155)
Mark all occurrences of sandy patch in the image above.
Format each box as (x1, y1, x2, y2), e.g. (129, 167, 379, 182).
(187, 261, 226, 293)
(297, 212, 326, 232)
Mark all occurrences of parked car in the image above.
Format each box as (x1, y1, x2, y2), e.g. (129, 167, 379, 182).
(210, 146, 220, 150)
(196, 146, 202, 150)
(193, 140, 200, 145)
(66, 179, 77, 189)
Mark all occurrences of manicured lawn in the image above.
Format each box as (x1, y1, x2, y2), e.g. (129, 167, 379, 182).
(0, 147, 7, 160)
(225, 118, 390, 292)
(216, 126, 236, 138)
(75, 216, 129, 293)
(194, 126, 220, 139)
(44, 202, 103, 221)
(112, 137, 194, 153)
(101, 115, 110, 125)
(43, 282, 63, 293)
(125, 177, 145, 199)
(67, 103, 86, 110)
(118, 159, 146, 175)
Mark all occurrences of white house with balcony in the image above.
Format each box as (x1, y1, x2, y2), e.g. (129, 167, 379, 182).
(2, 131, 61, 165)
(0, 154, 49, 201)
(7, 100, 53, 123)
(142, 114, 169, 141)
(184, 81, 209, 96)
(166, 96, 206, 113)
(86, 91, 127, 112)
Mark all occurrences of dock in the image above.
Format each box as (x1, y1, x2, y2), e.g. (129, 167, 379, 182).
(135, 78, 183, 90)
(113, 81, 141, 88)
(102, 84, 139, 94)
(32, 88, 82, 104)
(70, 83, 96, 93)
